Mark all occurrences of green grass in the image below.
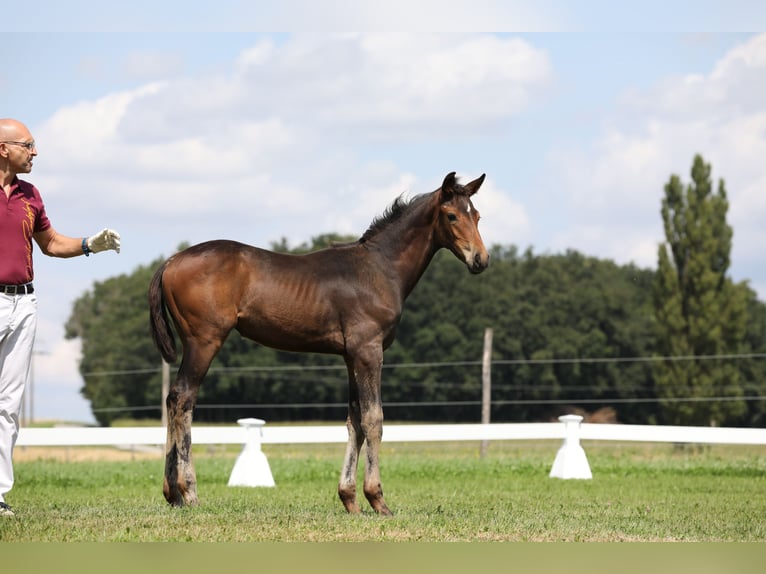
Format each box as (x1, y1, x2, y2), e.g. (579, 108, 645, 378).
(2, 441, 765, 542)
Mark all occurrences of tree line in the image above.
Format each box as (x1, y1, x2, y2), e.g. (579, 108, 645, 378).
(64, 156, 766, 427)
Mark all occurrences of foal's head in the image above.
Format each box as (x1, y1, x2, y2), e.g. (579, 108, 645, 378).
(434, 172, 490, 274)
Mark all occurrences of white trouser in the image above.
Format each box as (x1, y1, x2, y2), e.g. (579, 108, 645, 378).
(0, 293, 37, 503)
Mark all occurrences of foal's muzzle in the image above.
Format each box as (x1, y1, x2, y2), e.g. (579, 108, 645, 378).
(467, 252, 490, 274)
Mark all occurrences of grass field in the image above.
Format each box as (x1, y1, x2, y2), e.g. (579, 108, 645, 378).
(1, 439, 765, 542)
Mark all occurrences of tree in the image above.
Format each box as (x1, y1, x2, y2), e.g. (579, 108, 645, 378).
(653, 154, 748, 426)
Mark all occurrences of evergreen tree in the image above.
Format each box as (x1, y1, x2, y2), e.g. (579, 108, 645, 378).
(653, 155, 748, 426)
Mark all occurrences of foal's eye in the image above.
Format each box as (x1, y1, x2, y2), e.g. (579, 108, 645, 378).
(447, 213, 458, 222)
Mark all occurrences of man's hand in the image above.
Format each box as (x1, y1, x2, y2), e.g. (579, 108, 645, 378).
(87, 228, 121, 254)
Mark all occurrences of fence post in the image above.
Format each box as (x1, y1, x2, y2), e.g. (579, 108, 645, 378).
(549, 414, 592, 479)
(227, 418, 275, 487)
(480, 327, 493, 459)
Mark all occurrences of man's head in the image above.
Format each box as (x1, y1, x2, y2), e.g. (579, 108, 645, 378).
(0, 119, 37, 176)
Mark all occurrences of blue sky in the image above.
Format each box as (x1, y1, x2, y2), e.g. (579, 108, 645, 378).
(3, 2, 766, 423)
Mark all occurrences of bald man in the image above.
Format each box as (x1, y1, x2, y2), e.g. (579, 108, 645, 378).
(0, 118, 121, 516)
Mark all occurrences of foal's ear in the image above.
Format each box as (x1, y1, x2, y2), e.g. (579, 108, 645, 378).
(463, 173, 486, 196)
(441, 171, 458, 198)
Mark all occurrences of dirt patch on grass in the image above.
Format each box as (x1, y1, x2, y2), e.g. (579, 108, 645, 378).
(15, 445, 163, 462)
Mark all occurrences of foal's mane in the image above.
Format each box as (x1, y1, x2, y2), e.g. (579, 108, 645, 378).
(359, 193, 431, 244)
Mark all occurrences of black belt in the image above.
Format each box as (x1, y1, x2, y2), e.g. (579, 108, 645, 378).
(0, 284, 34, 295)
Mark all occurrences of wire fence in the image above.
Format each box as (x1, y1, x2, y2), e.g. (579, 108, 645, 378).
(86, 353, 766, 417)
(82, 352, 766, 378)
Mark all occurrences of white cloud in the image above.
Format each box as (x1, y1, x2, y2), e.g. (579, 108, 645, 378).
(472, 178, 530, 248)
(34, 337, 82, 385)
(106, 34, 552, 141)
(30, 33, 550, 249)
(351, 34, 552, 130)
(36, 83, 165, 169)
(546, 33, 766, 282)
(626, 34, 766, 122)
(549, 223, 663, 270)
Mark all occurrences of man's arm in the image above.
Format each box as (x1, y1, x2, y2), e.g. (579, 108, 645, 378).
(34, 227, 120, 258)
(33, 227, 85, 258)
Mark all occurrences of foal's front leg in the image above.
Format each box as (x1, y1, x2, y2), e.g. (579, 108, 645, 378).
(342, 346, 392, 516)
(338, 403, 364, 513)
(360, 397, 392, 516)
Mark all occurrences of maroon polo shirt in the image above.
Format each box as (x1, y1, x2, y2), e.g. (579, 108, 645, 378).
(0, 177, 51, 284)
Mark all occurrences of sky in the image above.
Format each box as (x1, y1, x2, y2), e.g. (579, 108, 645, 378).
(3, 2, 766, 424)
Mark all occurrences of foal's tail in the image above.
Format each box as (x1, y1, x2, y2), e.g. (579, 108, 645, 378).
(148, 260, 178, 364)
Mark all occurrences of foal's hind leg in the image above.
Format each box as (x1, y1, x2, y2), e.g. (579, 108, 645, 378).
(338, 364, 365, 514)
(163, 343, 218, 507)
(359, 386, 392, 516)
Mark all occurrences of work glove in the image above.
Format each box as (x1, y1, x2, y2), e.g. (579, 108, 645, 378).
(87, 228, 121, 254)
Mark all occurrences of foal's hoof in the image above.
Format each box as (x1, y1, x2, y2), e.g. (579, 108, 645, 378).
(374, 503, 394, 517)
(339, 488, 362, 514)
(340, 499, 362, 514)
(365, 490, 393, 516)
(163, 480, 199, 507)
(166, 495, 199, 508)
